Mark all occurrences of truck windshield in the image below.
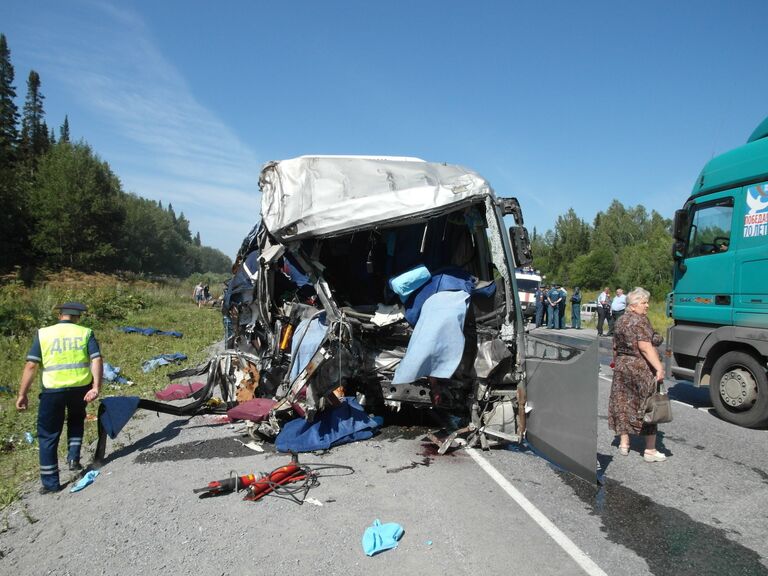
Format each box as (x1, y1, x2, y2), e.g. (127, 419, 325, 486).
(517, 279, 539, 292)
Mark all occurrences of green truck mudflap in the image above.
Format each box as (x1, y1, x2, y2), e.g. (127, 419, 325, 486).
(524, 332, 599, 483)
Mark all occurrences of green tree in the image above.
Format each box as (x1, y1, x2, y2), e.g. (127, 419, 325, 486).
(20, 70, 49, 164)
(174, 210, 192, 243)
(196, 245, 232, 274)
(0, 34, 31, 271)
(550, 208, 591, 284)
(29, 141, 126, 270)
(615, 211, 672, 298)
(59, 115, 70, 143)
(591, 200, 647, 251)
(0, 33, 18, 166)
(568, 246, 616, 290)
(531, 228, 555, 279)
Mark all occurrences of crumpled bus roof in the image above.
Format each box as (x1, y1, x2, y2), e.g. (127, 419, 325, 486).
(259, 156, 493, 242)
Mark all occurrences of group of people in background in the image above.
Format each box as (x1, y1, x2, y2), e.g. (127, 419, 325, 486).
(534, 284, 583, 330)
(596, 286, 627, 337)
(193, 282, 212, 308)
(533, 284, 629, 334)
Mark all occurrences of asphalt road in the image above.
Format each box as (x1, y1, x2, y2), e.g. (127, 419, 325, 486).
(1, 330, 767, 576)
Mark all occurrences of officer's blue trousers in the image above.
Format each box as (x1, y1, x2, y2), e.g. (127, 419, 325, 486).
(571, 304, 581, 328)
(547, 304, 559, 328)
(37, 386, 89, 490)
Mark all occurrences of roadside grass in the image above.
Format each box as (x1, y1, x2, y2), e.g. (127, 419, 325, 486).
(0, 271, 223, 508)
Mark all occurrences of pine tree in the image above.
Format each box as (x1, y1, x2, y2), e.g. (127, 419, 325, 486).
(60, 115, 70, 143)
(0, 33, 19, 166)
(194, 231, 201, 247)
(21, 70, 48, 162)
(167, 202, 177, 224)
(0, 34, 29, 272)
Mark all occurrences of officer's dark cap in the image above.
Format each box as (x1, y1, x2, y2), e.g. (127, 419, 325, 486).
(56, 301, 88, 316)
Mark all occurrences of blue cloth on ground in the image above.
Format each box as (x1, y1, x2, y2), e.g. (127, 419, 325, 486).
(392, 290, 470, 384)
(275, 397, 381, 453)
(99, 396, 141, 439)
(102, 361, 129, 385)
(141, 353, 188, 373)
(362, 519, 404, 556)
(70, 470, 99, 493)
(289, 314, 328, 381)
(388, 264, 431, 303)
(119, 326, 183, 338)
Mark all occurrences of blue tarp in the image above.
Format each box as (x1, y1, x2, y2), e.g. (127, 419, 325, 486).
(119, 326, 183, 338)
(403, 268, 494, 326)
(141, 353, 188, 373)
(275, 397, 380, 453)
(289, 314, 328, 381)
(392, 290, 470, 384)
(99, 396, 141, 439)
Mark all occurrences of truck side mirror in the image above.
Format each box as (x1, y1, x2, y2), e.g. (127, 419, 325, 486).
(498, 197, 524, 226)
(673, 209, 689, 241)
(509, 226, 533, 267)
(672, 240, 687, 272)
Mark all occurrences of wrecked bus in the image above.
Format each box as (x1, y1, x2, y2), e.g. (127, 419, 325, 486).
(217, 156, 598, 481)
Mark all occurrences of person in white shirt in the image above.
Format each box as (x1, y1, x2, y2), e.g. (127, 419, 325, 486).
(597, 287, 611, 336)
(608, 288, 627, 336)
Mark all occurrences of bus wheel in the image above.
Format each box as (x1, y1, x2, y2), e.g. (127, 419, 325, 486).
(709, 351, 768, 428)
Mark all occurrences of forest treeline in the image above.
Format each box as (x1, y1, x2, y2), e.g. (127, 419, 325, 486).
(530, 202, 674, 299)
(0, 34, 231, 278)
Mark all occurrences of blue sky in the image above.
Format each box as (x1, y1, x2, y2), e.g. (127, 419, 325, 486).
(2, 1, 767, 257)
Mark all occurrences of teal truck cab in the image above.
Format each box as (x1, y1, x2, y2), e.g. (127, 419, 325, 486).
(668, 116, 768, 428)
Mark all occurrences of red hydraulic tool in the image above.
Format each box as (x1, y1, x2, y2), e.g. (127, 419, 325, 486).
(193, 454, 305, 500)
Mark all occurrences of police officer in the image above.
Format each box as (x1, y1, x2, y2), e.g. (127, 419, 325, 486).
(571, 286, 582, 329)
(534, 285, 544, 328)
(558, 285, 568, 329)
(16, 302, 102, 494)
(547, 284, 562, 329)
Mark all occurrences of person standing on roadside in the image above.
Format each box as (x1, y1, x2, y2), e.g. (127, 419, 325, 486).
(547, 284, 562, 329)
(534, 284, 544, 328)
(608, 288, 627, 336)
(558, 285, 568, 329)
(571, 286, 582, 329)
(193, 282, 204, 308)
(597, 287, 611, 336)
(608, 287, 667, 461)
(16, 302, 102, 494)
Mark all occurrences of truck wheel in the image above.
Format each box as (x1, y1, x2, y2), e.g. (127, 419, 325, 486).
(709, 351, 768, 428)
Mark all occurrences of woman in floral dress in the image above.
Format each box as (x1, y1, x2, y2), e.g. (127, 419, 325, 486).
(608, 287, 667, 462)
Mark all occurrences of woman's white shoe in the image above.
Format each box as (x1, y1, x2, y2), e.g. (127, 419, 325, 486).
(643, 451, 667, 462)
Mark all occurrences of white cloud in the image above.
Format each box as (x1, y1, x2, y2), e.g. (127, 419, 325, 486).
(23, 0, 263, 255)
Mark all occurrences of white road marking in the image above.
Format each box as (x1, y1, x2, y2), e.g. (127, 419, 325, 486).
(466, 447, 608, 576)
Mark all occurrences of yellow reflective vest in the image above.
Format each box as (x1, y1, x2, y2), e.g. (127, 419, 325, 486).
(39, 323, 93, 389)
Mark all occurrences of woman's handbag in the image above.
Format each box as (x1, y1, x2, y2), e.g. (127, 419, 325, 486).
(644, 381, 673, 424)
